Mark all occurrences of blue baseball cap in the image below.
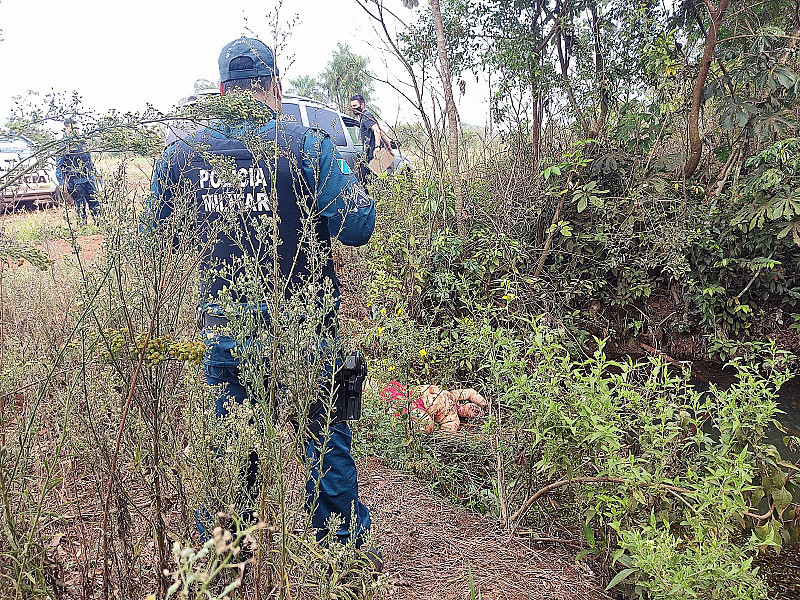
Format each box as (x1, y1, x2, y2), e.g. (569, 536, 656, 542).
(218, 37, 279, 83)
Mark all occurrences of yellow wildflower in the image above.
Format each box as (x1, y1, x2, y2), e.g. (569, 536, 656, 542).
(419, 349, 427, 358)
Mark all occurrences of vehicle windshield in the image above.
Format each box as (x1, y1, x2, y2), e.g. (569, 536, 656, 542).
(305, 106, 348, 147)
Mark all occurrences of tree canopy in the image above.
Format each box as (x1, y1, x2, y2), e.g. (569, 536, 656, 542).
(320, 42, 374, 112)
(286, 74, 327, 102)
(286, 43, 374, 112)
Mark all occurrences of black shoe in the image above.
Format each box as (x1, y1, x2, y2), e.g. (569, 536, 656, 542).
(359, 548, 384, 574)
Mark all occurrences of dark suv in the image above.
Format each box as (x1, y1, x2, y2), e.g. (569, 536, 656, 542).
(166, 92, 410, 175)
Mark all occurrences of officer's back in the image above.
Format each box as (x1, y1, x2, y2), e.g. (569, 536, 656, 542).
(168, 116, 337, 301)
(150, 39, 375, 306)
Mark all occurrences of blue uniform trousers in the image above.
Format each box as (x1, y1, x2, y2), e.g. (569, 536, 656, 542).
(68, 180, 100, 221)
(199, 363, 371, 547)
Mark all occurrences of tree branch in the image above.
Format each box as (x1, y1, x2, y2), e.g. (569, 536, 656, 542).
(511, 476, 695, 525)
(683, 0, 731, 178)
(555, 25, 588, 136)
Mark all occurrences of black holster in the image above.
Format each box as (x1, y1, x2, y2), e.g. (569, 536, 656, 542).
(307, 350, 367, 439)
(335, 350, 367, 422)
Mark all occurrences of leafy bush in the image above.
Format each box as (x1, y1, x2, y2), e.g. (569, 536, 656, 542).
(355, 306, 796, 597)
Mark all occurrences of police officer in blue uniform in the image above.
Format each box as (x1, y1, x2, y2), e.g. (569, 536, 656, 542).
(150, 37, 375, 552)
(56, 119, 100, 222)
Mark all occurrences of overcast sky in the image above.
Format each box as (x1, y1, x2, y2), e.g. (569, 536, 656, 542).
(0, 0, 490, 129)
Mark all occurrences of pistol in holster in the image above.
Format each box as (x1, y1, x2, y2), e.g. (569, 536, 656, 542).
(334, 350, 367, 422)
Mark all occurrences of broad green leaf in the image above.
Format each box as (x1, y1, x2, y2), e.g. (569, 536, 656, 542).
(605, 568, 637, 591)
(582, 521, 595, 547)
(773, 487, 793, 514)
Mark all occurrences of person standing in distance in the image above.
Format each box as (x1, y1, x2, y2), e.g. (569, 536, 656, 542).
(150, 37, 377, 555)
(56, 119, 100, 223)
(349, 94, 393, 184)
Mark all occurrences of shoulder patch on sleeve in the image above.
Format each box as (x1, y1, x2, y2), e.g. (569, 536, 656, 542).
(351, 185, 372, 209)
(337, 158, 352, 175)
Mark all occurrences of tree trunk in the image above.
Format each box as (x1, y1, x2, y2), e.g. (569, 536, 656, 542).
(530, 0, 544, 166)
(683, 0, 731, 178)
(430, 0, 466, 237)
(589, 2, 608, 139)
(488, 67, 493, 141)
(533, 194, 564, 279)
(531, 86, 541, 165)
(556, 27, 589, 136)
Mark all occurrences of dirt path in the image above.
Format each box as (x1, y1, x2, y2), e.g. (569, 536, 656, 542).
(1, 206, 105, 268)
(358, 460, 606, 600)
(43, 455, 607, 599)
(41, 234, 105, 265)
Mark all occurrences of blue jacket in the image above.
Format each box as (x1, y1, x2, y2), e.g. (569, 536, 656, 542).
(56, 138, 96, 187)
(149, 105, 375, 365)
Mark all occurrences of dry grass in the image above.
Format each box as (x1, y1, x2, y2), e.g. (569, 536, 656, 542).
(358, 459, 606, 600)
(29, 449, 607, 598)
